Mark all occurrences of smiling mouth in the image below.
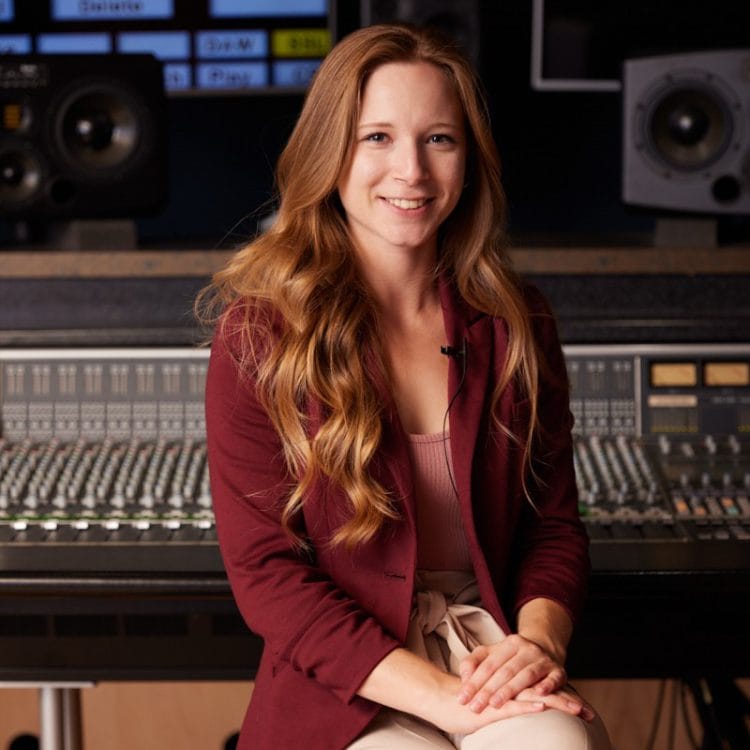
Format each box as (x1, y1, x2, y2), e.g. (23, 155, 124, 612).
(385, 197, 430, 210)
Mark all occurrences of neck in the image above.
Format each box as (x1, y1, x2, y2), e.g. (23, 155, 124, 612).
(354, 242, 440, 320)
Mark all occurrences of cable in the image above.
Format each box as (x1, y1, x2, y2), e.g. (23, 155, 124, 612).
(679, 680, 701, 750)
(442, 339, 468, 498)
(668, 679, 678, 750)
(645, 679, 668, 750)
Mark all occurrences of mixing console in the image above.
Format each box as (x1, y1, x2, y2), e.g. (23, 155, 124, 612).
(0, 344, 749, 574)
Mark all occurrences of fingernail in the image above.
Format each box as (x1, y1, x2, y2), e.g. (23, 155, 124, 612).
(566, 701, 582, 712)
(457, 691, 470, 705)
(470, 699, 484, 712)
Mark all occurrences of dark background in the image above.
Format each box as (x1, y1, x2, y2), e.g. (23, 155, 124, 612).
(129, 1, 750, 246)
(2, 1, 749, 344)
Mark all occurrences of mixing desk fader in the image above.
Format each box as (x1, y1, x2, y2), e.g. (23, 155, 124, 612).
(0, 348, 219, 573)
(565, 343, 750, 571)
(1, 344, 749, 575)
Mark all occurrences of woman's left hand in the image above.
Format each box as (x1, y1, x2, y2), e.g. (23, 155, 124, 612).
(457, 634, 568, 713)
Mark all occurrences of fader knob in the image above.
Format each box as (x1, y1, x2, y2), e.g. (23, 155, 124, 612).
(705, 435, 717, 455)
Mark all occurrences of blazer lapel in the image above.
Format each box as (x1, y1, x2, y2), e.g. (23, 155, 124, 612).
(439, 277, 513, 631)
(365, 345, 417, 531)
(438, 275, 491, 514)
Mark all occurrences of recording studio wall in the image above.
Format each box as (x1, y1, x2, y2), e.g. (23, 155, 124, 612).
(2, 3, 747, 246)
(133, 3, 646, 246)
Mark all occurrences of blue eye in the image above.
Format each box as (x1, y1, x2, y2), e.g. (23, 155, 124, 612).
(365, 132, 387, 142)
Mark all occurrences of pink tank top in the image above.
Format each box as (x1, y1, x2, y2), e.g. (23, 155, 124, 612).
(405, 433, 472, 571)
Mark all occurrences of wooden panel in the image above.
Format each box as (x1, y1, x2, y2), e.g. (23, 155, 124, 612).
(0, 250, 234, 279)
(0, 688, 38, 747)
(82, 682, 252, 750)
(1, 245, 749, 279)
(0, 679, 747, 748)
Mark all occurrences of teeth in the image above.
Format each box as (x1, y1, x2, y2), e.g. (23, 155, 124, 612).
(387, 197, 427, 209)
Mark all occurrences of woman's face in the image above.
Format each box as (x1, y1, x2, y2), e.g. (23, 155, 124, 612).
(337, 61, 466, 263)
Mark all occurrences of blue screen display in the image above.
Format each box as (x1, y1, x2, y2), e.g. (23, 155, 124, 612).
(0, 0, 330, 95)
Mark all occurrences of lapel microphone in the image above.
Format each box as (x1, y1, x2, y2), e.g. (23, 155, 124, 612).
(440, 339, 468, 361)
(440, 339, 468, 379)
(440, 345, 460, 358)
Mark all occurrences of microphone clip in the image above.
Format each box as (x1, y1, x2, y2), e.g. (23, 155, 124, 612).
(440, 340, 467, 360)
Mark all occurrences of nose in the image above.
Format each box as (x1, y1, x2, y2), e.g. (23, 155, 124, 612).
(393, 139, 428, 184)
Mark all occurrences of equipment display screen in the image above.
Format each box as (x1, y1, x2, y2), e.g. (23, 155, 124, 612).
(650, 362, 698, 388)
(704, 362, 750, 387)
(0, 0, 331, 95)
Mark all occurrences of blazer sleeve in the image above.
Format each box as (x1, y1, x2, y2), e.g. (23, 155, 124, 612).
(507, 286, 590, 624)
(205, 321, 401, 704)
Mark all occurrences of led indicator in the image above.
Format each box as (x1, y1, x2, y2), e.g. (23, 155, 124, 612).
(2, 103, 22, 130)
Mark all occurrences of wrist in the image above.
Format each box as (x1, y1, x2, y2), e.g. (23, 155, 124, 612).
(516, 597, 573, 666)
(519, 630, 566, 665)
(410, 665, 461, 724)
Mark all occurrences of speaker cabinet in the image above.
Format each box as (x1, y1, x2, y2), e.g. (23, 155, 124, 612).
(0, 55, 167, 220)
(361, 0, 480, 64)
(622, 49, 750, 214)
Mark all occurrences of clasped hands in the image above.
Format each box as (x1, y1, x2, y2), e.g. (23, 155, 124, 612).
(456, 634, 594, 722)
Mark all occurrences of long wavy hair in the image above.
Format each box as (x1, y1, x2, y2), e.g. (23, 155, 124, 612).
(198, 23, 541, 548)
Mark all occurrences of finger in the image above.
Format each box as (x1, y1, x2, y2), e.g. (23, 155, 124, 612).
(469, 659, 544, 713)
(487, 699, 546, 722)
(459, 636, 559, 709)
(485, 662, 566, 709)
(458, 645, 489, 680)
(461, 658, 519, 708)
(532, 667, 568, 696)
(458, 644, 515, 704)
(517, 688, 596, 723)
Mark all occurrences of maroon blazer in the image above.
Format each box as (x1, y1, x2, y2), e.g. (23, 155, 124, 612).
(205, 278, 589, 750)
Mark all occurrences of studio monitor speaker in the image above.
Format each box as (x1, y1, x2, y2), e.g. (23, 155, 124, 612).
(622, 49, 750, 214)
(361, 0, 480, 64)
(0, 54, 167, 220)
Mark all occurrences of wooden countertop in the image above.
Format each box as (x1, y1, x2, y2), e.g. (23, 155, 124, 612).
(1, 244, 749, 278)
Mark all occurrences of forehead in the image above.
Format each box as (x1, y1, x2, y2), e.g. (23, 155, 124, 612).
(358, 61, 464, 123)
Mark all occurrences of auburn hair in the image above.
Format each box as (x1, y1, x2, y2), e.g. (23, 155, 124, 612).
(198, 23, 541, 548)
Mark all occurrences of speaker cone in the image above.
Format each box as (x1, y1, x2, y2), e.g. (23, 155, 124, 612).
(53, 83, 146, 176)
(647, 85, 731, 171)
(0, 147, 42, 206)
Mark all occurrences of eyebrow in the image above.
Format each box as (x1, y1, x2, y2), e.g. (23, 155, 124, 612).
(357, 121, 462, 130)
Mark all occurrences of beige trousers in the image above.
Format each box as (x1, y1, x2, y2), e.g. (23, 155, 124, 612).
(347, 571, 611, 750)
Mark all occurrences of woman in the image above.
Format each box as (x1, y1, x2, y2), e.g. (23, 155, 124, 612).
(203, 23, 611, 750)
